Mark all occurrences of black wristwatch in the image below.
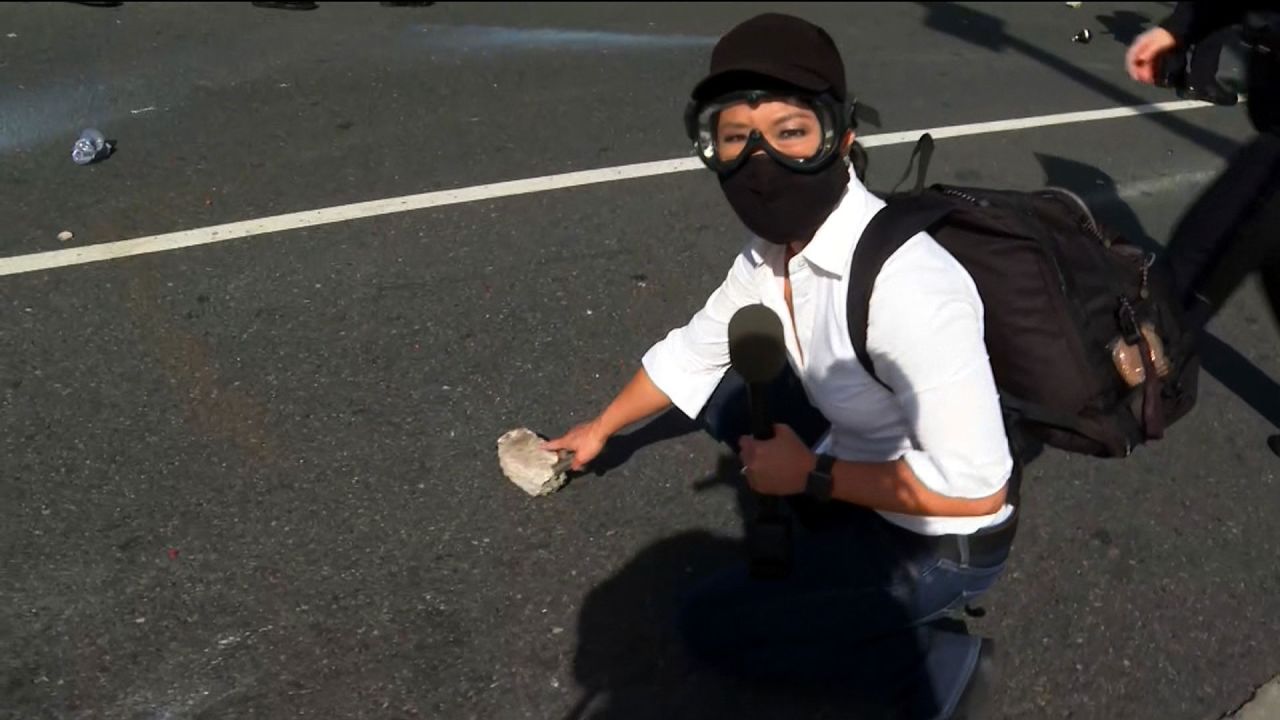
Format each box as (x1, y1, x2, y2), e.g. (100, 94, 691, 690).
(804, 453, 836, 502)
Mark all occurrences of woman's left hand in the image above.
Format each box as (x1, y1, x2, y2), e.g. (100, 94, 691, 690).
(739, 424, 817, 496)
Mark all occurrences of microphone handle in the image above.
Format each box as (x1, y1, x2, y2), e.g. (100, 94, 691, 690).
(744, 382, 791, 579)
(746, 382, 781, 518)
(748, 382, 775, 441)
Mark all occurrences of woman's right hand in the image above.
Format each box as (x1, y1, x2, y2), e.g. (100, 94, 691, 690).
(543, 418, 609, 472)
(1126, 27, 1179, 85)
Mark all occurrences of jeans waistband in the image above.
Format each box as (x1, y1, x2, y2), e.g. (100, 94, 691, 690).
(925, 509, 1018, 568)
(789, 497, 1019, 567)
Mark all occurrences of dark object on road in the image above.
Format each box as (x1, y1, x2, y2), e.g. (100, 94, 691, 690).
(1072, 28, 1093, 44)
(1269, 435, 1280, 457)
(252, 2, 318, 9)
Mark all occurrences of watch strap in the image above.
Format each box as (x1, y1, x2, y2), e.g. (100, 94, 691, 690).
(805, 453, 836, 502)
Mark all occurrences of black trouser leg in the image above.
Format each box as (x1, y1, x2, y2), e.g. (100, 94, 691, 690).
(1163, 134, 1280, 325)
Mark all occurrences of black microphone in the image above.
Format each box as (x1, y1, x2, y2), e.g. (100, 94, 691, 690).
(728, 304, 792, 580)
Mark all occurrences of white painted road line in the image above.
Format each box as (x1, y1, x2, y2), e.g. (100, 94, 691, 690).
(857, 99, 1213, 147)
(0, 99, 1214, 279)
(1115, 169, 1221, 201)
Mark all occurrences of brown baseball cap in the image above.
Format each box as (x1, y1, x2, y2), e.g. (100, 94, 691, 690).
(691, 13, 848, 104)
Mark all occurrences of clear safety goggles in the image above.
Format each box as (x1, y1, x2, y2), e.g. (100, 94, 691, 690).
(684, 90, 848, 174)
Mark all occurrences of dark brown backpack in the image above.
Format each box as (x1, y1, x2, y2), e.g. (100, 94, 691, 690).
(849, 136, 1200, 459)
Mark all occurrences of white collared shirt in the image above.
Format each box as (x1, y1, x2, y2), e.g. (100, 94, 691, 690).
(641, 173, 1014, 536)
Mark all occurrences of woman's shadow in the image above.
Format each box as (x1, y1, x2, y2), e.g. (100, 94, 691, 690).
(564, 454, 781, 720)
(561, 406, 769, 713)
(565, 449, 947, 719)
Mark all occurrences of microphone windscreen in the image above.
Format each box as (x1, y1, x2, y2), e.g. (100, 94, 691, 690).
(728, 304, 787, 384)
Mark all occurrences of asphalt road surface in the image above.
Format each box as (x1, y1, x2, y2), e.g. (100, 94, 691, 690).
(3, 2, 1279, 719)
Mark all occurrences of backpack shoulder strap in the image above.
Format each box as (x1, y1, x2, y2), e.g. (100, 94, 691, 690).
(847, 192, 955, 389)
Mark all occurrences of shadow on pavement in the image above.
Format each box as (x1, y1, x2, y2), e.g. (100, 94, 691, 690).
(583, 408, 702, 478)
(567, 448, 972, 719)
(915, 2, 1242, 159)
(1094, 10, 1154, 47)
(566, 454, 799, 720)
(1036, 153, 1280, 429)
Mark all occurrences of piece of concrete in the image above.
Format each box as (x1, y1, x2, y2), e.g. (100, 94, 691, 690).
(496, 428, 572, 497)
(1224, 675, 1280, 720)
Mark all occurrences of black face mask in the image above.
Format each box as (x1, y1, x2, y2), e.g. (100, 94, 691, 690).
(718, 153, 849, 245)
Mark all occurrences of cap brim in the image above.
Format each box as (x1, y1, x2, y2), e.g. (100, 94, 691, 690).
(691, 62, 831, 103)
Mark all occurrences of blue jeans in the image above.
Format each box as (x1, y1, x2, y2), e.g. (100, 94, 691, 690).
(678, 366, 1016, 719)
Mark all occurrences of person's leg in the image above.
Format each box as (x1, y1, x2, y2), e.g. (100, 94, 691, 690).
(676, 505, 1014, 718)
(690, 366, 1017, 715)
(1260, 261, 1280, 459)
(1164, 133, 1280, 322)
(1194, 173, 1280, 319)
(697, 363, 831, 453)
(697, 365, 832, 578)
(1245, 39, 1280, 138)
(1181, 26, 1239, 106)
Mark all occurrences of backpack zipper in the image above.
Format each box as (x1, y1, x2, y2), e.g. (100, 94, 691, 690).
(938, 187, 987, 206)
(945, 186, 1111, 244)
(1118, 296, 1142, 341)
(1079, 212, 1106, 245)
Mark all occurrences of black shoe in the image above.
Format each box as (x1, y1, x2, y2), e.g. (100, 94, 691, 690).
(1179, 81, 1240, 106)
(950, 638, 997, 719)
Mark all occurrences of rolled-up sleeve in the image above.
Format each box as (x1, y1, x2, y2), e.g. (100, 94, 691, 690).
(866, 235, 1013, 499)
(641, 246, 762, 419)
